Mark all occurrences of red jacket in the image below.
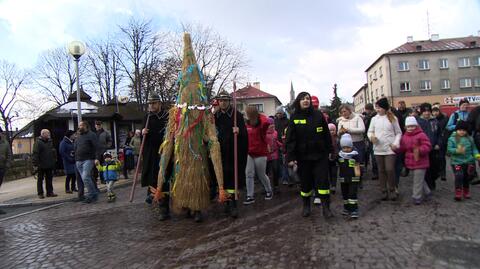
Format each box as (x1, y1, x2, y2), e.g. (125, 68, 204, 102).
(246, 115, 270, 157)
(398, 127, 432, 169)
(266, 128, 282, 161)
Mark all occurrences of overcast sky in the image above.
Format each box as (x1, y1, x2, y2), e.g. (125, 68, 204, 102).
(0, 0, 479, 106)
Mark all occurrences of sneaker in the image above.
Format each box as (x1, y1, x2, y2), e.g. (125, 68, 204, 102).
(38, 194, 45, 199)
(243, 197, 255, 205)
(454, 188, 462, 201)
(313, 197, 322, 205)
(350, 211, 359, 219)
(66, 190, 73, 194)
(46, 193, 58, 197)
(413, 198, 422, 205)
(265, 192, 273, 200)
(282, 180, 289, 185)
(463, 187, 471, 199)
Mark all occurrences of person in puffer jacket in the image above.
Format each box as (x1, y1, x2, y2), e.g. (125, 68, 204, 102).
(447, 120, 480, 201)
(243, 106, 273, 205)
(398, 117, 432, 205)
(97, 152, 121, 202)
(266, 117, 282, 193)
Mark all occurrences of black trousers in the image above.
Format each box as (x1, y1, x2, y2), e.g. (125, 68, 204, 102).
(452, 164, 475, 189)
(65, 173, 76, 191)
(425, 150, 439, 190)
(297, 158, 330, 200)
(328, 160, 338, 188)
(267, 159, 280, 188)
(37, 169, 53, 195)
(341, 180, 359, 212)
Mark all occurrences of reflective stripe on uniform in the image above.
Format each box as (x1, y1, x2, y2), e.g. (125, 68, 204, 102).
(226, 189, 236, 194)
(352, 177, 360, 182)
(348, 199, 358, 204)
(294, 119, 307, 124)
(317, 189, 330, 195)
(300, 190, 313, 197)
(316, 127, 323, 133)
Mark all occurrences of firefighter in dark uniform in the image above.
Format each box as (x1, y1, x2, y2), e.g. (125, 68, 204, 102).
(214, 90, 248, 218)
(286, 92, 333, 218)
(141, 93, 170, 219)
(337, 133, 361, 219)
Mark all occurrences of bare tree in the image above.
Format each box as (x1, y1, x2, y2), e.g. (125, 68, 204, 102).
(34, 47, 87, 106)
(142, 56, 180, 103)
(116, 19, 166, 110)
(170, 24, 247, 100)
(87, 39, 123, 104)
(0, 61, 29, 147)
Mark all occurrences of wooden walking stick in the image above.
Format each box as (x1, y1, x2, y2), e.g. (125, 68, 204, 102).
(129, 114, 151, 202)
(233, 76, 239, 201)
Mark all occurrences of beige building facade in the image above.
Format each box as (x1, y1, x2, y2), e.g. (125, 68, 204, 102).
(361, 35, 480, 109)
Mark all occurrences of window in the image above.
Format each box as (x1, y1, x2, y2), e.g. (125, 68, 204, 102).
(381, 86, 384, 96)
(236, 103, 244, 112)
(440, 79, 451, 90)
(249, 103, 264, 112)
(458, 57, 471, 68)
(398, 61, 409, 71)
(459, 78, 472, 88)
(17, 143, 23, 149)
(375, 89, 378, 98)
(419, 80, 432, 91)
(474, 78, 480, 87)
(400, 81, 411, 92)
(418, 59, 430, 70)
(379, 66, 383, 77)
(439, 58, 448, 69)
(374, 71, 377, 80)
(473, 56, 480, 66)
(369, 74, 373, 83)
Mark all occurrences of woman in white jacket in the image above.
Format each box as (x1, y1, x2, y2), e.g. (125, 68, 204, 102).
(338, 104, 366, 158)
(367, 98, 402, 201)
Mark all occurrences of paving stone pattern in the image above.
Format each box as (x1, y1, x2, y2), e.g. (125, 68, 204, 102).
(1, 171, 480, 269)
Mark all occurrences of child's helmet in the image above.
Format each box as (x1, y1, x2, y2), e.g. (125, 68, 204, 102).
(103, 152, 112, 158)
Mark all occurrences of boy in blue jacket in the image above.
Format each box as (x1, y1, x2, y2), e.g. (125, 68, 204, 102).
(97, 152, 121, 202)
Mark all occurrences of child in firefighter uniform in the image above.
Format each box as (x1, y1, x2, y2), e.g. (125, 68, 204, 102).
(97, 152, 121, 202)
(338, 134, 361, 219)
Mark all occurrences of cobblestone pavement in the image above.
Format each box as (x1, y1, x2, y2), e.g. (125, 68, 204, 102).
(1, 170, 480, 269)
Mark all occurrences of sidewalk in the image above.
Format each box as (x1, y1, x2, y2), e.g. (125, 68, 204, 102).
(0, 175, 133, 207)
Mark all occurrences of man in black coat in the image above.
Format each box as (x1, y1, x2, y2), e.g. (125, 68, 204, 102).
(32, 129, 57, 199)
(142, 92, 169, 207)
(214, 90, 248, 218)
(432, 106, 449, 181)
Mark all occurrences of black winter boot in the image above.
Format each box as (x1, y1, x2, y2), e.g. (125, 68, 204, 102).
(230, 200, 239, 218)
(322, 199, 333, 219)
(158, 196, 170, 221)
(302, 197, 311, 217)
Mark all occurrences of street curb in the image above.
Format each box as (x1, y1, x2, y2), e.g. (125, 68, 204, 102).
(0, 181, 133, 209)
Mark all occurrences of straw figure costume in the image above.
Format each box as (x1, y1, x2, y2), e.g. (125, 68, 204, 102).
(152, 33, 227, 222)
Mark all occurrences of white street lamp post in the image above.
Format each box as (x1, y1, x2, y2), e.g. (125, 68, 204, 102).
(68, 41, 86, 126)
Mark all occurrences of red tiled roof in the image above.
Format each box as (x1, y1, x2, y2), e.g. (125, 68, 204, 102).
(365, 36, 480, 72)
(388, 36, 480, 54)
(232, 85, 276, 99)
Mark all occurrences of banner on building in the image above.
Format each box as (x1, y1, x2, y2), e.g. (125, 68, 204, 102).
(444, 95, 480, 105)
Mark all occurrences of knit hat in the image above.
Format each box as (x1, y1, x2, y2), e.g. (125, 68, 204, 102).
(328, 123, 337, 133)
(276, 106, 285, 114)
(340, 133, 353, 148)
(405, 116, 418, 126)
(455, 120, 470, 131)
(459, 98, 469, 107)
(376, 97, 390, 111)
(64, 130, 75, 138)
(419, 103, 432, 113)
(267, 117, 274, 125)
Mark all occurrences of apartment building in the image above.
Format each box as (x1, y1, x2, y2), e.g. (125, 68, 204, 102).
(363, 34, 480, 109)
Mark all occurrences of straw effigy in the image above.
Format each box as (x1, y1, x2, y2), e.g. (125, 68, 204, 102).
(152, 32, 226, 212)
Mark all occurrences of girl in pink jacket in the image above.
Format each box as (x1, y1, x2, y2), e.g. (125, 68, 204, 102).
(398, 116, 432, 204)
(266, 117, 282, 192)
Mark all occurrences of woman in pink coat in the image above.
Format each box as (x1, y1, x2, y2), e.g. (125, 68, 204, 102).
(398, 116, 432, 204)
(266, 117, 282, 192)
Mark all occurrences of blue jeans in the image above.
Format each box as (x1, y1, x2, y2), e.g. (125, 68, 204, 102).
(76, 160, 98, 200)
